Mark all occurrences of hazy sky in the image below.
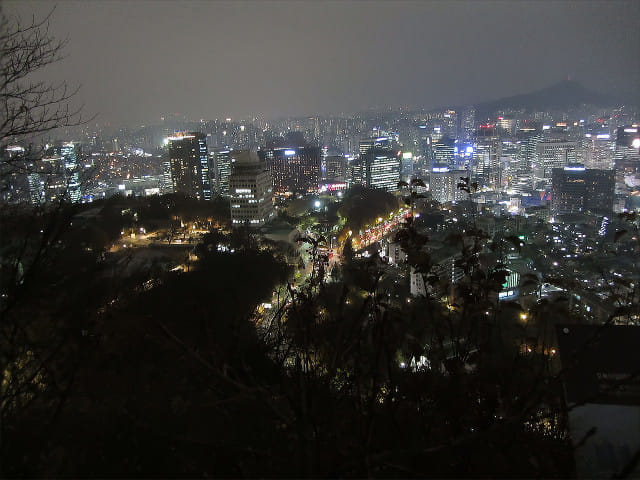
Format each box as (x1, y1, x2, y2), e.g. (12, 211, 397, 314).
(4, 0, 640, 126)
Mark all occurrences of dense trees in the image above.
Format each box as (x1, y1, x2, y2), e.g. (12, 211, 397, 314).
(267, 232, 575, 477)
(0, 184, 591, 477)
(337, 186, 399, 233)
(1, 205, 292, 476)
(10, 187, 640, 476)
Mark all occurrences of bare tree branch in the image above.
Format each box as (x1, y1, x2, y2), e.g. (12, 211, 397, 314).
(0, 7, 94, 157)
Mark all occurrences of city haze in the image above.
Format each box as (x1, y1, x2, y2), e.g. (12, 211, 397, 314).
(4, 0, 640, 125)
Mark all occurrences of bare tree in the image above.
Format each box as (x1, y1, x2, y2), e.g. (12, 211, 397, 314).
(0, 7, 88, 154)
(0, 9, 95, 470)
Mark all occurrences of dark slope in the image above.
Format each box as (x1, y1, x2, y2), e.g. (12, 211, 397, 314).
(474, 80, 628, 119)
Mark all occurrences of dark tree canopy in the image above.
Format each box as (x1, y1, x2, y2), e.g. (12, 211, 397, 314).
(338, 186, 399, 232)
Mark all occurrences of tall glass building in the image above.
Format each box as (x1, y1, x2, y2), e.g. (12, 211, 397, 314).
(167, 132, 211, 200)
(61, 142, 81, 203)
(211, 148, 233, 196)
(27, 143, 80, 204)
(352, 146, 401, 192)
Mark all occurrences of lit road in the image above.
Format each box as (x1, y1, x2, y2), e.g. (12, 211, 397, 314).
(351, 208, 411, 250)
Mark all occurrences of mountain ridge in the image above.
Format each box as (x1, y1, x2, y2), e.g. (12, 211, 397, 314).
(473, 80, 632, 119)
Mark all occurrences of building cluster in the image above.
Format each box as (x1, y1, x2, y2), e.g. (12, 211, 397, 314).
(1, 101, 639, 228)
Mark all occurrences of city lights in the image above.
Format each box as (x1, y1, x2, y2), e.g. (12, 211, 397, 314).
(1, 3, 638, 478)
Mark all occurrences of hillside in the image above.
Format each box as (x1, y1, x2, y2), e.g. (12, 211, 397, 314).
(474, 80, 627, 119)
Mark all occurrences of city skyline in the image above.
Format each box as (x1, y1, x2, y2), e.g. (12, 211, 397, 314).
(2, 3, 640, 475)
(4, 0, 640, 126)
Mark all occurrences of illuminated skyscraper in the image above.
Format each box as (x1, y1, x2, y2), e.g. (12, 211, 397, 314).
(472, 126, 502, 191)
(358, 146, 401, 192)
(614, 125, 640, 202)
(401, 152, 414, 182)
(441, 109, 458, 139)
(27, 143, 80, 203)
(461, 107, 476, 142)
(496, 116, 517, 135)
(432, 138, 456, 167)
(551, 165, 614, 215)
(429, 166, 467, 204)
(211, 148, 233, 196)
(359, 136, 393, 156)
(167, 132, 211, 200)
(61, 142, 81, 202)
(161, 156, 173, 194)
(583, 132, 614, 170)
(229, 150, 274, 227)
(533, 139, 577, 190)
(324, 154, 347, 183)
(510, 127, 540, 194)
(259, 146, 320, 196)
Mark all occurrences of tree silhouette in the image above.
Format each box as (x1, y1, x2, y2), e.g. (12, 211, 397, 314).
(0, 7, 90, 164)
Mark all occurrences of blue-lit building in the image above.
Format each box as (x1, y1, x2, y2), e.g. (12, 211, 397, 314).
(62, 142, 81, 203)
(27, 142, 80, 204)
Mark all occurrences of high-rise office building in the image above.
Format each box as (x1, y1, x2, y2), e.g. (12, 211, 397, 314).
(431, 126, 443, 143)
(551, 166, 614, 215)
(614, 125, 640, 202)
(500, 139, 519, 192)
(229, 150, 274, 227)
(353, 146, 401, 192)
(472, 127, 502, 191)
(167, 132, 211, 200)
(442, 110, 458, 139)
(417, 134, 434, 176)
(401, 152, 414, 182)
(210, 148, 233, 196)
(583, 133, 615, 170)
(323, 154, 347, 183)
(259, 146, 320, 196)
(616, 125, 640, 150)
(510, 127, 540, 194)
(61, 142, 81, 203)
(27, 143, 80, 204)
(432, 138, 456, 168)
(533, 139, 578, 190)
(359, 136, 392, 156)
(429, 166, 468, 204)
(496, 116, 517, 135)
(461, 107, 476, 142)
(161, 156, 173, 194)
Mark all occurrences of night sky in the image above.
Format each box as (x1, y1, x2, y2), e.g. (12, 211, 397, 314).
(4, 0, 639, 126)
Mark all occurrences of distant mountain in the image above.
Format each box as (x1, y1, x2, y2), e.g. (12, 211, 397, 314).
(474, 80, 629, 119)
